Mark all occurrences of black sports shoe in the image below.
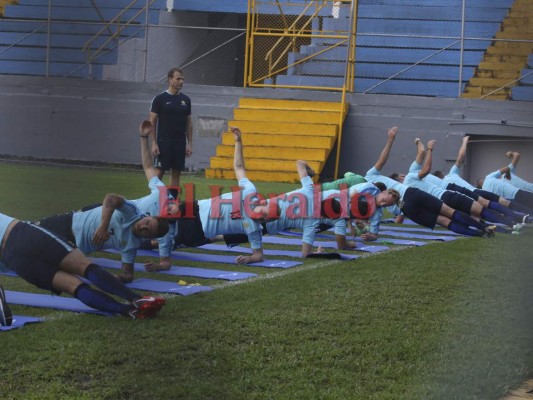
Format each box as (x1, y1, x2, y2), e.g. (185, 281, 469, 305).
(0, 285, 13, 327)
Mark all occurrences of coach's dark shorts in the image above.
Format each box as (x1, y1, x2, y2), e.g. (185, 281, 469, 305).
(441, 191, 474, 214)
(1, 222, 73, 293)
(402, 187, 442, 229)
(155, 137, 186, 172)
(36, 212, 76, 245)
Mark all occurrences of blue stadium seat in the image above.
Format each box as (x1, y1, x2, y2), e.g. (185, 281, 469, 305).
(0, 0, 163, 78)
(0, 59, 102, 78)
(3, 4, 159, 24)
(357, 0, 514, 6)
(511, 87, 533, 102)
(276, 74, 465, 97)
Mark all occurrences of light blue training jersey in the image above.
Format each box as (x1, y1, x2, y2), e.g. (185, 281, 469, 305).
(265, 176, 319, 245)
(508, 164, 533, 192)
(71, 200, 144, 264)
(482, 169, 519, 199)
(0, 212, 15, 245)
(347, 183, 383, 234)
(443, 165, 477, 191)
(198, 178, 263, 249)
(404, 161, 446, 200)
(364, 166, 408, 199)
(132, 176, 175, 257)
(364, 166, 406, 217)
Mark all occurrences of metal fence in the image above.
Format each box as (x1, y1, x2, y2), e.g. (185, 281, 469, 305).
(0, 0, 531, 99)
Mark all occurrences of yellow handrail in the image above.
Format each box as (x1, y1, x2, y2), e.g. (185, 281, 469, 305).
(264, 0, 330, 74)
(334, 85, 347, 179)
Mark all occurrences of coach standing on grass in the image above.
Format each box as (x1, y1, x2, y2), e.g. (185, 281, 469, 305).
(149, 67, 193, 188)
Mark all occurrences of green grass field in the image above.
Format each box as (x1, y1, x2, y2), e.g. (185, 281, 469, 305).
(0, 162, 531, 400)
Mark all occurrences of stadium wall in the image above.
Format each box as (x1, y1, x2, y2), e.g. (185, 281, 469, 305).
(0, 75, 532, 183)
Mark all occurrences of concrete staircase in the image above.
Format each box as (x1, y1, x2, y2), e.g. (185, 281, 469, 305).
(0, 0, 17, 16)
(205, 98, 348, 183)
(462, 0, 533, 100)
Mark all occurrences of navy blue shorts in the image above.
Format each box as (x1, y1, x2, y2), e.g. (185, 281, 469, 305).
(36, 212, 75, 245)
(155, 137, 186, 172)
(474, 189, 499, 203)
(446, 183, 479, 201)
(402, 188, 442, 229)
(514, 189, 533, 209)
(441, 191, 474, 214)
(1, 222, 73, 293)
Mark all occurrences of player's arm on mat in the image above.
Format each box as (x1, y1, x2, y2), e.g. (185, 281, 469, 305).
(235, 247, 264, 264)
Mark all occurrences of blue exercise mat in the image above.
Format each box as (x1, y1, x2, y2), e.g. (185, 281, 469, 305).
(0, 269, 17, 277)
(91, 257, 257, 281)
(0, 315, 43, 332)
(377, 226, 460, 236)
(381, 218, 418, 225)
(257, 236, 389, 253)
(278, 230, 427, 246)
(376, 238, 428, 247)
(199, 243, 359, 260)
(377, 230, 457, 241)
(5, 290, 111, 315)
(105, 248, 303, 269)
(126, 278, 213, 295)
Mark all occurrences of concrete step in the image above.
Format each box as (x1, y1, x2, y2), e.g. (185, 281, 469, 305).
(476, 69, 520, 79)
(478, 61, 526, 71)
(228, 120, 338, 137)
(238, 98, 348, 114)
(461, 91, 509, 100)
(468, 77, 519, 87)
(233, 108, 343, 125)
(483, 54, 528, 64)
(464, 85, 511, 96)
(209, 156, 323, 172)
(493, 41, 533, 50)
(205, 168, 319, 184)
(504, 16, 532, 24)
(215, 145, 329, 161)
(495, 30, 533, 40)
(486, 46, 533, 56)
(221, 132, 336, 149)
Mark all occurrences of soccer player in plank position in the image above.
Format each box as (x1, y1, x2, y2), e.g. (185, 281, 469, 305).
(363, 127, 496, 238)
(36, 192, 169, 284)
(477, 152, 533, 217)
(503, 151, 533, 193)
(402, 137, 517, 233)
(141, 125, 279, 272)
(0, 211, 165, 319)
(219, 161, 399, 255)
(433, 135, 524, 223)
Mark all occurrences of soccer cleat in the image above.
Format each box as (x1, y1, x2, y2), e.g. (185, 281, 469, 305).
(0, 285, 13, 327)
(484, 225, 497, 237)
(511, 231, 521, 235)
(133, 296, 166, 309)
(130, 296, 166, 319)
(512, 223, 524, 232)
